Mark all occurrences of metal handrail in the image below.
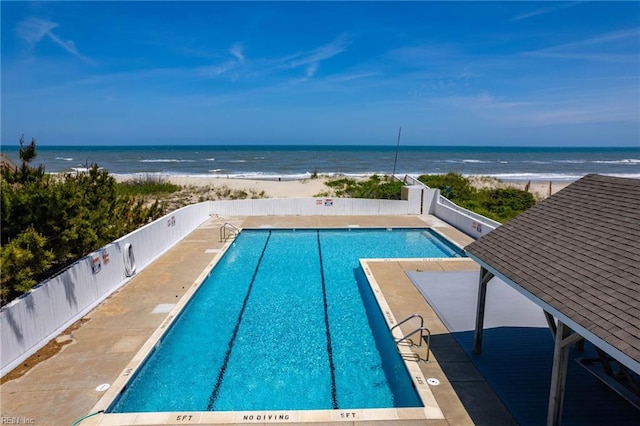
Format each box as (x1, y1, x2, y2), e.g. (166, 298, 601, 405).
(392, 314, 430, 363)
(396, 326, 431, 362)
(219, 223, 240, 242)
(391, 313, 423, 335)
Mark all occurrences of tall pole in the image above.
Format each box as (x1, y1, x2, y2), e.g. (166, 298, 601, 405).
(392, 126, 402, 177)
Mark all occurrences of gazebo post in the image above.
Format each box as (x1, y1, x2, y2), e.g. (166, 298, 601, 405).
(472, 267, 493, 354)
(547, 320, 583, 425)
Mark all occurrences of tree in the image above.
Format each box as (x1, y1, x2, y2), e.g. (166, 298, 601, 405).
(18, 134, 37, 165)
(1, 137, 167, 305)
(0, 227, 55, 303)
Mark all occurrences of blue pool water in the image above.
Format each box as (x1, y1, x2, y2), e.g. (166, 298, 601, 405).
(110, 229, 461, 412)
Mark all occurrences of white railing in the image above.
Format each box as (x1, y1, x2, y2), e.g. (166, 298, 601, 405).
(0, 202, 210, 376)
(402, 174, 501, 238)
(434, 199, 500, 238)
(210, 197, 421, 216)
(402, 175, 423, 186)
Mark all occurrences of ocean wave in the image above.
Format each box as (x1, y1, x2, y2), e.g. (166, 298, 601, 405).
(139, 159, 196, 163)
(485, 173, 584, 181)
(107, 171, 640, 182)
(481, 172, 640, 182)
(71, 167, 103, 173)
(55, 157, 73, 161)
(111, 171, 390, 181)
(206, 158, 216, 161)
(442, 159, 494, 164)
(592, 159, 640, 165)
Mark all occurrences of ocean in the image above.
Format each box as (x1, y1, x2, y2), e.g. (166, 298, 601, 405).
(1, 145, 639, 182)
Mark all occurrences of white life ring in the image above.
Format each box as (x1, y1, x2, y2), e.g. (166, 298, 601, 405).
(123, 243, 136, 277)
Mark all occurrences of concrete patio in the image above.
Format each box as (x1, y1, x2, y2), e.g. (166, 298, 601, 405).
(1, 214, 515, 425)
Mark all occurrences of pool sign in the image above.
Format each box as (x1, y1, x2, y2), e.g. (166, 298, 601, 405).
(324, 198, 334, 207)
(101, 249, 110, 265)
(240, 413, 291, 422)
(91, 254, 102, 274)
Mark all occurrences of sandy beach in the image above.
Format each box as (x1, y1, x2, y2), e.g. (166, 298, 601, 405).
(159, 176, 333, 198)
(466, 176, 570, 200)
(114, 174, 571, 208)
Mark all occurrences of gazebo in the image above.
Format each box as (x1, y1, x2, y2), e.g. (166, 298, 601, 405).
(464, 174, 640, 425)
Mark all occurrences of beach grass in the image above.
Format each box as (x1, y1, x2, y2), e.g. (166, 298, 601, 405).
(116, 175, 181, 196)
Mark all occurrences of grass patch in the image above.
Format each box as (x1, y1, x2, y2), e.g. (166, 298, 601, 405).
(324, 175, 403, 199)
(117, 175, 181, 196)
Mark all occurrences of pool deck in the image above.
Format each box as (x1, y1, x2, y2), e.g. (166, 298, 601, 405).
(0, 214, 515, 425)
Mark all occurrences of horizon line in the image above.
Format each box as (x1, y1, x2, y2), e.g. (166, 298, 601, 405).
(2, 144, 638, 149)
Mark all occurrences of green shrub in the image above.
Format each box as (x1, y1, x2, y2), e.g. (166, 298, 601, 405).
(324, 175, 403, 200)
(417, 173, 535, 223)
(418, 172, 476, 201)
(1, 139, 167, 305)
(475, 188, 536, 222)
(116, 175, 180, 196)
(0, 227, 55, 303)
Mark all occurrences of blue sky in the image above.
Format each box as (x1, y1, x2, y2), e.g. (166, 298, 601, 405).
(1, 1, 639, 146)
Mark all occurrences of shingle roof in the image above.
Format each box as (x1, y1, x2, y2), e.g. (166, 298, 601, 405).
(465, 174, 640, 366)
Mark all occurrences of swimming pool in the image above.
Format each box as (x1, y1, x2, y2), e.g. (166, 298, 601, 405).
(108, 228, 461, 413)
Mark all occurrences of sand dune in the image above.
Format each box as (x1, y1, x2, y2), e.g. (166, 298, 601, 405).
(114, 175, 570, 209)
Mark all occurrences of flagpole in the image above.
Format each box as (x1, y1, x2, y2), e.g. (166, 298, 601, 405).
(392, 127, 402, 177)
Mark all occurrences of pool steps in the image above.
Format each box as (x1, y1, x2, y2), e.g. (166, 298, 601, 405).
(219, 222, 240, 242)
(392, 314, 432, 363)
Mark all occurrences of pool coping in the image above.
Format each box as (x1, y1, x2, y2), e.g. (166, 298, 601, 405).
(88, 229, 239, 418)
(85, 227, 452, 425)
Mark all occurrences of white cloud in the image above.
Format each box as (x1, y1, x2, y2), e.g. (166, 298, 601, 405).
(279, 34, 350, 71)
(326, 72, 380, 83)
(564, 28, 640, 48)
(194, 43, 246, 79)
(511, 2, 580, 21)
(306, 62, 318, 78)
(16, 18, 58, 45)
(523, 28, 640, 63)
(229, 43, 245, 62)
(15, 17, 94, 65)
(435, 88, 639, 127)
(197, 61, 237, 77)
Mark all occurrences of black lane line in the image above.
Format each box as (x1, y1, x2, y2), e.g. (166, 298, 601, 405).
(207, 231, 272, 410)
(317, 230, 338, 409)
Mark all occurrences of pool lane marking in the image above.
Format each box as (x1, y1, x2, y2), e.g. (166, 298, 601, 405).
(317, 230, 339, 409)
(206, 231, 272, 410)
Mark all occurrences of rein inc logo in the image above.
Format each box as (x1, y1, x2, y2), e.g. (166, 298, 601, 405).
(1, 418, 35, 425)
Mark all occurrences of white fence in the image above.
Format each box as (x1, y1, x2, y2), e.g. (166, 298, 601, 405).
(433, 197, 500, 238)
(211, 196, 422, 216)
(1, 178, 501, 376)
(0, 202, 211, 376)
(402, 174, 501, 239)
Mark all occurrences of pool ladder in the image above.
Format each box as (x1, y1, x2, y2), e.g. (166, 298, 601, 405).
(219, 223, 240, 242)
(391, 314, 431, 363)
